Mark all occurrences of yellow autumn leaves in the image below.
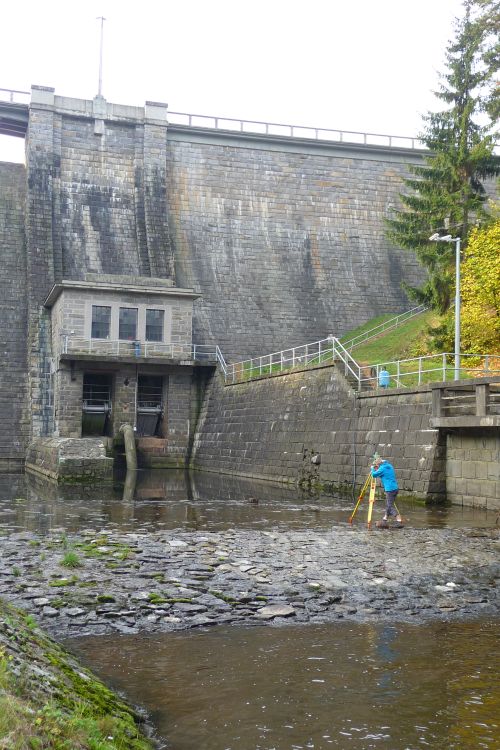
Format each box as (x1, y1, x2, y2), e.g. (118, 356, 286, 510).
(459, 219, 500, 354)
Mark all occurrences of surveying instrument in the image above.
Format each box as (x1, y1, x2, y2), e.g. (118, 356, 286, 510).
(348, 472, 378, 528)
(348, 468, 402, 529)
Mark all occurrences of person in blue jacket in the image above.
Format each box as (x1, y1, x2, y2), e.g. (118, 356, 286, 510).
(371, 455, 401, 522)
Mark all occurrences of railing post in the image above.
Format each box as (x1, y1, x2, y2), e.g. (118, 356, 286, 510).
(418, 356, 422, 385)
(442, 353, 446, 381)
(292, 348, 296, 367)
(397, 359, 400, 386)
(475, 384, 489, 417)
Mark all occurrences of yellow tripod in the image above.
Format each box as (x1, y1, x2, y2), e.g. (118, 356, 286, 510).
(349, 472, 378, 528)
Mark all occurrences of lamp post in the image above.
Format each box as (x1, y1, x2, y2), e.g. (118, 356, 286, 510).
(429, 233, 462, 380)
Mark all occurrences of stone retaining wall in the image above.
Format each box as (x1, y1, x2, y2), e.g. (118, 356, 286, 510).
(446, 430, 500, 509)
(191, 366, 445, 500)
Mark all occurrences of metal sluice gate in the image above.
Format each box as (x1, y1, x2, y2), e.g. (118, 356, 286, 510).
(82, 374, 112, 435)
(136, 376, 163, 436)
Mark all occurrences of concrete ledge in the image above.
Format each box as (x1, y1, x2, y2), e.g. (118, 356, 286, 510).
(431, 416, 500, 428)
(25, 438, 113, 484)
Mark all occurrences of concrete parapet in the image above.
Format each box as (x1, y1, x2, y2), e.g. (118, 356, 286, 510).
(25, 437, 113, 483)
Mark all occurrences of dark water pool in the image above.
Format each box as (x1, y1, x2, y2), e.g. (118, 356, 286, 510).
(67, 619, 500, 750)
(0, 470, 496, 535)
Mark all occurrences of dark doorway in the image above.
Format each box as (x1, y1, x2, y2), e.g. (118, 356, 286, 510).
(82, 373, 112, 436)
(136, 375, 164, 436)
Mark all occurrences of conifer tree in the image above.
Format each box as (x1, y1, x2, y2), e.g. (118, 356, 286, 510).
(386, 0, 500, 313)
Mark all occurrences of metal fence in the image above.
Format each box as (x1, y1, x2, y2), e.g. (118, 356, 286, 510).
(61, 336, 220, 363)
(225, 337, 361, 384)
(361, 353, 500, 390)
(168, 110, 426, 151)
(224, 337, 499, 390)
(342, 304, 428, 350)
(0, 88, 425, 151)
(0, 87, 30, 104)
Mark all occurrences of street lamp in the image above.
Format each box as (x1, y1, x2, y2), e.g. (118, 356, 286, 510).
(429, 232, 462, 380)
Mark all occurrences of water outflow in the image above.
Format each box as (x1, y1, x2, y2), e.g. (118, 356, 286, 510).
(119, 423, 137, 471)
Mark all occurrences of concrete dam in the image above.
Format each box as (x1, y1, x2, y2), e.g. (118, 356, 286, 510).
(1, 85, 497, 508)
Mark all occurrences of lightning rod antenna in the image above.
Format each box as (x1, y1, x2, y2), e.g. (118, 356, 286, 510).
(97, 16, 106, 97)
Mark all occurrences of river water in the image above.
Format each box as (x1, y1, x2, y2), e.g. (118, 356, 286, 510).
(68, 619, 499, 750)
(0, 469, 497, 535)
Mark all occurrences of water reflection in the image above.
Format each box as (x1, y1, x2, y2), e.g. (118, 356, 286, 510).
(0, 470, 496, 535)
(67, 620, 500, 750)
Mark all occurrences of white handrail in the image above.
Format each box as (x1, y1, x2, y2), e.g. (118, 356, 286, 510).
(342, 304, 428, 350)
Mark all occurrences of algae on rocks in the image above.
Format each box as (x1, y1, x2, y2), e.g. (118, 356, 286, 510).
(0, 598, 154, 749)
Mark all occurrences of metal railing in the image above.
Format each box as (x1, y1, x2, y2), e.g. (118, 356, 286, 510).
(342, 305, 428, 351)
(61, 335, 219, 362)
(168, 110, 426, 151)
(224, 336, 500, 390)
(360, 353, 500, 390)
(0, 89, 425, 151)
(225, 336, 361, 384)
(0, 87, 30, 104)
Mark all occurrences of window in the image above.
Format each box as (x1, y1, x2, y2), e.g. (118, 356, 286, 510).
(146, 309, 164, 342)
(119, 307, 138, 340)
(91, 306, 111, 339)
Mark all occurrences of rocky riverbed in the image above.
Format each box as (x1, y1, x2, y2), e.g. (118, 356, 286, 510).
(0, 525, 498, 636)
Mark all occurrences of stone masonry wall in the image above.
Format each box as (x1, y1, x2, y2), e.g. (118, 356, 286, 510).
(446, 430, 499, 509)
(0, 163, 30, 471)
(191, 365, 445, 500)
(167, 137, 426, 359)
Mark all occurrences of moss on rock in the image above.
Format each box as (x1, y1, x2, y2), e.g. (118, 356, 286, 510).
(0, 598, 154, 749)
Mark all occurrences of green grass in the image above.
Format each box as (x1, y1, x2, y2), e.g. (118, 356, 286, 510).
(60, 551, 83, 569)
(0, 600, 153, 750)
(339, 313, 394, 345)
(350, 310, 437, 364)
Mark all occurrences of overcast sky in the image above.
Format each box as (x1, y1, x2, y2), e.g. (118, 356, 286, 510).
(1, 0, 465, 162)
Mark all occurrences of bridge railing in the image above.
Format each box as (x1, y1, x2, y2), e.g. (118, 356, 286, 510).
(168, 110, 426, 151)
(0, 89, 426, 151)
(0, 88, 30, 104)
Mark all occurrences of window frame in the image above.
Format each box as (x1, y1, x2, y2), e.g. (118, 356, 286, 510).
(118, 306, 139, 341)
(145, 308, 165, 343)
(91, 305, 112, 340)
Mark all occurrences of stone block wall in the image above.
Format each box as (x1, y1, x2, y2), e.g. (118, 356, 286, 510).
(446, 430, 499, 509)
(0, 163, 30, 471)
(25, 437, 113, 483)
(167, 136, 427, 359)
(191, 365, 445, 500)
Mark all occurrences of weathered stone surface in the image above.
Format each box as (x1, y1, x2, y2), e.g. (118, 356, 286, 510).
(0, 525, 497, 637)
(255, 604, 296, 619)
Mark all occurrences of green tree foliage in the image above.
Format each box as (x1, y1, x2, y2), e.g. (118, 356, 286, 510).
(386, 0, 500, 313)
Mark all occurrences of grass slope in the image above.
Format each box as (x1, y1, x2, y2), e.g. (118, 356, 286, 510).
(350, 310, 438, 364)
(0, 599, 154, 750)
